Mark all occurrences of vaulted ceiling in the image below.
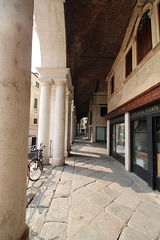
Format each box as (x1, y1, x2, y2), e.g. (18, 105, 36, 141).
(65, 0, 137, 121)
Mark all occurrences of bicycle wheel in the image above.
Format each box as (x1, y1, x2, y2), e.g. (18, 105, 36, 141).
(29, 159, 43, 181)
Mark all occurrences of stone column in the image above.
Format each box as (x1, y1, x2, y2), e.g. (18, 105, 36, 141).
(64, 90, 70, 157)
(52, 78, 66, 166)
(38, 83, 51, 164)
(49, 85, 56, 158)
(107, 120, 110, 155)
(70, 104, 75, 144)
(125, 112, 131, 172)
(0, 1, 33, 239)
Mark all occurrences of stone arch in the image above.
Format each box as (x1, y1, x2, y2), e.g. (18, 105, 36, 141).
(32, 16, 41, 72)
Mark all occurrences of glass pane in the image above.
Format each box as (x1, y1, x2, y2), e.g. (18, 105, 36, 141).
(112, 125, 116, 152)
(116, 123, 125, 156)
(133, 119, 148, 170)
(156, 117, 160, 177)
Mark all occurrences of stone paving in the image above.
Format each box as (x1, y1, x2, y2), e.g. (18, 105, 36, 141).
(26, 137, 160, 240)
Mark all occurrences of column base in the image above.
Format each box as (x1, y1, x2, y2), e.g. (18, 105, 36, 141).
(19, 224, 29, 240)
(52, 157, 65, 167)
(43, 157, 50, 165)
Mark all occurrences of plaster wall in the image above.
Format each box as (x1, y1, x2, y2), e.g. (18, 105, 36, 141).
(108, 44, 160, 112)
(34, 0, 66, 68)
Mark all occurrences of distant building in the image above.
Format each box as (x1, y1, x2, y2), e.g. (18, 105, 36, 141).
(28, 73, 41, 149)
(80, 117, 88, 135)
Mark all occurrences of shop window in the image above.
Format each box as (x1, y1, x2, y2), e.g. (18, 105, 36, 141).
(111, 76, 114, 94)
(137, 10, 152, 65)
(112, 123, 125, 156)
(100, 107, 107, 117)
(34, 118, 37, 124)
(34, 98, 38, 109)
(133, 119, 148, 170)
(126, 47, 132, 78)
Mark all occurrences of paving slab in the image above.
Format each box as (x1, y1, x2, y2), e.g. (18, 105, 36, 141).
(119, 226, 150, 240)
(91, 211, 124, 240)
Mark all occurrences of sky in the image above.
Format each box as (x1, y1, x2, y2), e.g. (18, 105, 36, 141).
(31, 28, 41, 73)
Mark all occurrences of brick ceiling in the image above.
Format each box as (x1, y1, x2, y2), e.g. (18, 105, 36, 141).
(65, 0, 137, 121)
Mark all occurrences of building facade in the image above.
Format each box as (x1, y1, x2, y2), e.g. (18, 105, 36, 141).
(28, 73, 41, 149)
(88, 90, 108, 143)
(106, 0, 160, 191)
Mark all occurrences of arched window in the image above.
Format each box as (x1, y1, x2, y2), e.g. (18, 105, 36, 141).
(137, 9, 152, 64)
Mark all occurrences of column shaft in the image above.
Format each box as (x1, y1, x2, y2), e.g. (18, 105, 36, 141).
(125, 112, 131, 172)
(52, 82, 66, 166)
(107, 120, 110, 155)
(38, 84, 51, 164)
(0, 1, 33, 239)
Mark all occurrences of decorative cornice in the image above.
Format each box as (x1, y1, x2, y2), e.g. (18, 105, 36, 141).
(36, 67, 73, 90)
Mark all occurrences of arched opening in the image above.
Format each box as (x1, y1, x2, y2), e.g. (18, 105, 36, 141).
(31, 24, 41, 72)
(137, 9, 152, 64)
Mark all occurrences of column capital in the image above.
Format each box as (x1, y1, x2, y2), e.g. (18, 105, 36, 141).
(36, 67, 73, 89)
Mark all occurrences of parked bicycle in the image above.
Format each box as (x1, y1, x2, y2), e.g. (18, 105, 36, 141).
(27, 143, 45, 183)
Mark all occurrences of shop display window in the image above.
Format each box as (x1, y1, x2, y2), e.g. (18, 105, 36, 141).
(133, 119, 148, 170)
(112, 123, 125, 156)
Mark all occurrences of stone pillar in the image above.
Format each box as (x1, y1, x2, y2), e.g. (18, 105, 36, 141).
(70, 104, 75, 144)
(52, 78, 66, 166)
(107, 120, 110, 155)
(0, 1, 33, 239)
(125, 112, 131, 172)
(49, 85, 56, 158)
(64, 90, 70, 157)
(38, 83, 51, 164)
(92, 125, 96, 142)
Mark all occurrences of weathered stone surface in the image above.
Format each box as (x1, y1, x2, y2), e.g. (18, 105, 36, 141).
(91, 212, 124, 239)
(87, 191, 112, 208)
(46, 197, 69, 223)
(40, 222, 67, 240)
(68, 210, 88, 238)
(54, 181, 72, 197)
(73, 199, 101, 222)
(128, 211, 160, 239)
(137, 201, 160, 221)
(105, 202, 133, 222)
(69, 225, 107, 240)
(115, 186, 143, 209)
(26, 208, 47, 236)
(119, 226, 150, 240)
(29, 189, 54, 208)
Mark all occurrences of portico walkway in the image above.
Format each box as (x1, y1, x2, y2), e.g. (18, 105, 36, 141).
(26, 137, 160, 240)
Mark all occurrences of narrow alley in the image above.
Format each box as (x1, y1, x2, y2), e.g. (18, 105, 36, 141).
(26, 137, 160, 240)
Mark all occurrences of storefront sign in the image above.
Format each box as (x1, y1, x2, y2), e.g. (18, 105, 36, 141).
(131, 105, 160, 117)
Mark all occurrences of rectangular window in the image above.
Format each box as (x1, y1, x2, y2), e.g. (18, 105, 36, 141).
(34, 98, 38, 109)
(35, 81, 39, 88)
(100, 107, 107, 117)
(34, 118, 37, 124)
(126, 48, 132, 78)
(111, 76, 114, 94)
